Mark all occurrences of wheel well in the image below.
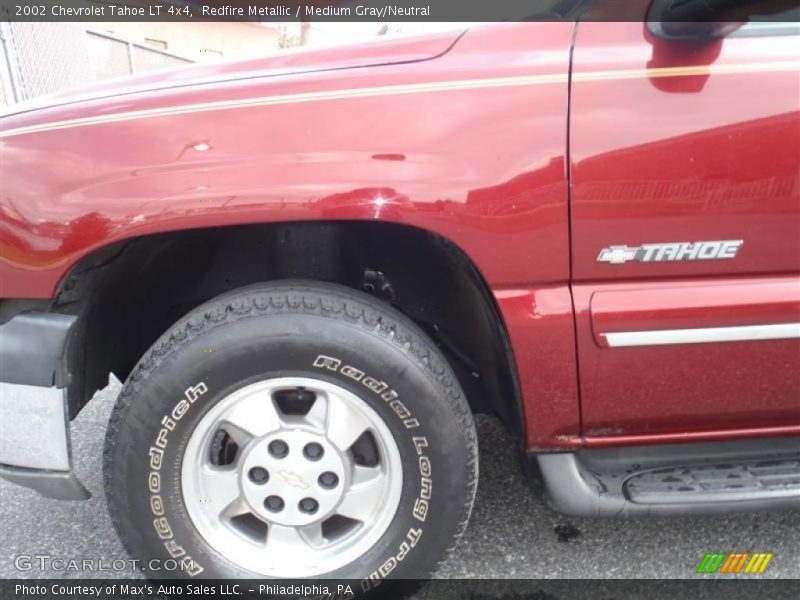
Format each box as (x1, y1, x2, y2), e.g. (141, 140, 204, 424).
(55, 221, 525, 443)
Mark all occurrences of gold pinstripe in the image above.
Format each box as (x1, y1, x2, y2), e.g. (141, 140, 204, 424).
(572, 60, 799, 81)
(1, 60, 797, 138)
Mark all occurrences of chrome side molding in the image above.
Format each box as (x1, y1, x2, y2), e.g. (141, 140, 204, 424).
(602, 322, 800, 347)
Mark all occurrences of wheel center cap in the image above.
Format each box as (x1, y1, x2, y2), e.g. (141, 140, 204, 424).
(277, 469, 310, 489)
(240, 429, 347, 527)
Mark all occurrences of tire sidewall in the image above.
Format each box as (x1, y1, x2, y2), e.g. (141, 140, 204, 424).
(107, 310, 471, 583)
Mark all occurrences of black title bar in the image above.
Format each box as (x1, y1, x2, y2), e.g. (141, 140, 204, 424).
(1, 0, 798, 23)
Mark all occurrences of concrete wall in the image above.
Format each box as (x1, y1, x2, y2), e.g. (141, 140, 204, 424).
(90, 22, 286, 62)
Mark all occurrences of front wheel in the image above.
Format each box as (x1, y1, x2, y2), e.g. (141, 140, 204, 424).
(103, 281, 478, 583)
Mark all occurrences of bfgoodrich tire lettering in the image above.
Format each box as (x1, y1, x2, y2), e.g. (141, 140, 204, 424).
(103, 281, 478, 581)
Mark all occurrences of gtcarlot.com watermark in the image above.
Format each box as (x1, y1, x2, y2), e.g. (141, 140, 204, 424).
(14, 554, 196, 573)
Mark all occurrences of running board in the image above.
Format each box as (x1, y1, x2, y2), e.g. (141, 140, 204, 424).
(536, 437, 800, 516)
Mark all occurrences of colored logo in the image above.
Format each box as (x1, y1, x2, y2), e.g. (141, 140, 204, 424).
(696, 552, 773, 574)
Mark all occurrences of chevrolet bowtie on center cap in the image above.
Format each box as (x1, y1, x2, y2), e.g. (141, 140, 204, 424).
(1, 5, 799, 586)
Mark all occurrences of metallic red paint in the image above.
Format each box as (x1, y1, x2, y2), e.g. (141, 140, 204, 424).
(573, 277, 800, 437)
(0, 23, 573, 298)
(494, 287, 581, 450)
(570, 22, 800, 442)
(571, 23, 800, 281)
(1, 22, 798, 450)
(583, 423, 800, 449)
(38, 29, 465, 109)
(589, 277, 800, 347)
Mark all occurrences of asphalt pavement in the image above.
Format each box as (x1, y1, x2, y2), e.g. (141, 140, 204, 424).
(1, 380, 798, 585)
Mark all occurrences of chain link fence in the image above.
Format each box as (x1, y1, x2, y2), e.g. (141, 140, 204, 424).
(0, 23, 192, 106)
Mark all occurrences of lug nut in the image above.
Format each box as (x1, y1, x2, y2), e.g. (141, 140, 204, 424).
(268, 440, 289, 458)
(248, 467, 269, 484)
(264, 495, 284, 512)
(298, 497, 319, 514)
(303, 442, 324, 461)
(318, 471, 339, 489)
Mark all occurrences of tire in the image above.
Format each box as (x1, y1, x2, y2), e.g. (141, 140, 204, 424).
(103, 281, 478, 584)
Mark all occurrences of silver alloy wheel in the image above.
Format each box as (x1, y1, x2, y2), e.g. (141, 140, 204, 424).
(181, 377, 403, 577)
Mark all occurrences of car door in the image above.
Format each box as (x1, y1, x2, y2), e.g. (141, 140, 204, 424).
(569, 11, 800, 442)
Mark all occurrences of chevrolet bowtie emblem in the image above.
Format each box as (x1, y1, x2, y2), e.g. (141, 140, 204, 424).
(277, 469, 310, 489)
(597, 240, 743, 264)
(597, 245, 639, 264)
